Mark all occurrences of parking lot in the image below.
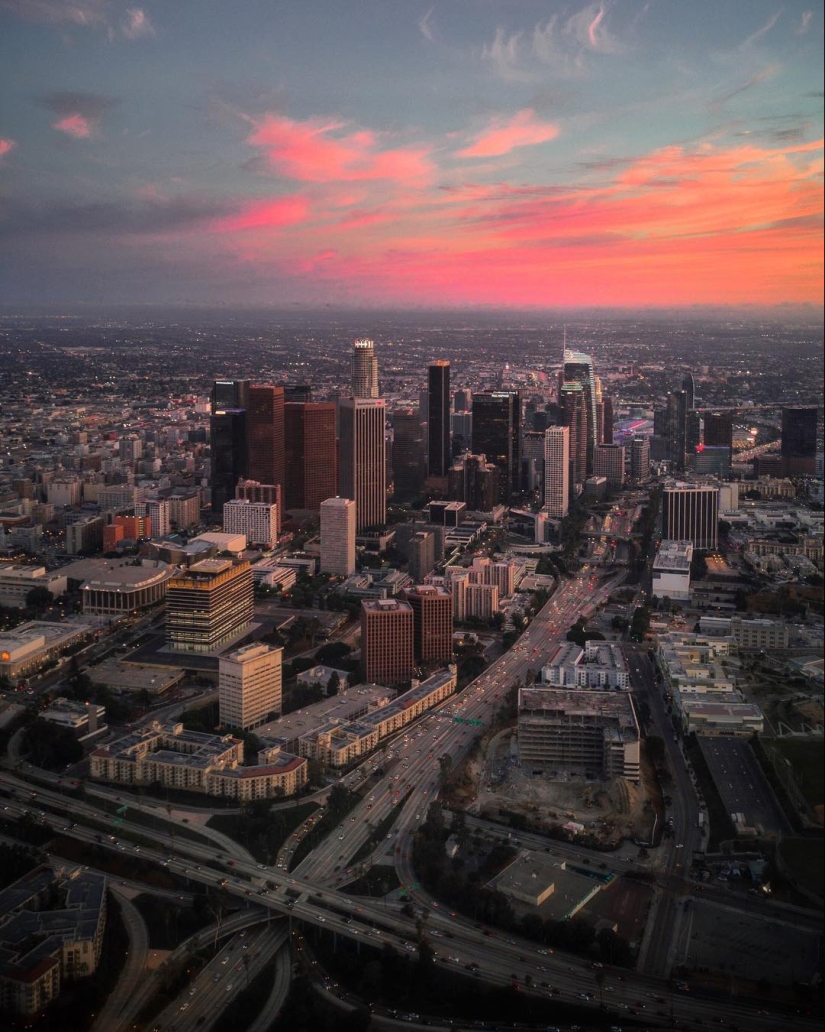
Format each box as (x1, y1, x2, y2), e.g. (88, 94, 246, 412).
(698, 736, 791, 837)
(684, 897, 823, 984)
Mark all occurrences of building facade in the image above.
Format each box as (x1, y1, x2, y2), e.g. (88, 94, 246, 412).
(543, 426, 570, 518)
(360, 598, 415, 684)
(284, 402, 338, 509)
(165, 558, 253, 653)
(661, 481, 719, 550)
(219, 642, 282, 729)
(320, 496, 356, 576)
(338, 397, 387, 532)
(404, 585, 453, 664)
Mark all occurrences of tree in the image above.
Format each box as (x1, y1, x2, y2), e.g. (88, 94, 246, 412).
(327, 671, 341, 696)
(646, 734, 666, 766)
(22, 720, 83, 769)
(490, 611, 505, 630)
(25, 587, 54, 612)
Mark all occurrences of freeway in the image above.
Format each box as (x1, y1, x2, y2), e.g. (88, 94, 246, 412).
(0, 775, 817, 1031)
(152, 922, 288, 1032)
(89, 887, 149, 1032)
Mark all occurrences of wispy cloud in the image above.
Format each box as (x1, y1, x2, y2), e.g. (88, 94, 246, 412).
(0, 0, 155, 39)
(418, 6, 435, 42)
(796, 10, 814, 34)
(40, 90, 119, 138)
(709, 64, 780, 111)
(481, 26, 529, 81)
(120, 7, 153, 39)
(245, 113, 434, 185)
(456, 109, 559, 159)
(483, 2, 628, 81)
(739, 8, 783, 49)
(0, 137, 17, 161)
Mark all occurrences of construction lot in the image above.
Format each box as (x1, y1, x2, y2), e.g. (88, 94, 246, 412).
(474, 732, 656, 847)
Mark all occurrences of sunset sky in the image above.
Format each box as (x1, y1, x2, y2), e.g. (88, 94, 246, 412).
(1, 0, 823, 308)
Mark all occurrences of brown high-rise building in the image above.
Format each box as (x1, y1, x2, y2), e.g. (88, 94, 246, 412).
(284, 402, 337, 509)
(247, 385, 285, 489)
(403, 585, 453, 664)
(361, 599, 415, 684)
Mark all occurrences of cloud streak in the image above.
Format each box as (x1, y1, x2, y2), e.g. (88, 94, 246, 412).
(40, 90, 119, 138)
(0, 137, 17, 161)
(457, 109, 559, 158)
(246, 114, 433, 185)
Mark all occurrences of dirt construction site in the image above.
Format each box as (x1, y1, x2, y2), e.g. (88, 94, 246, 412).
(470, 731, 657, 847)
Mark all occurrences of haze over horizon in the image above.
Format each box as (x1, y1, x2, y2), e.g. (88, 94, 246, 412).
(1, 0, 823, 309)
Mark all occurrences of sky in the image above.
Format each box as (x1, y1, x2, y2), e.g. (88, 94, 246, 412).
(0, 0, 823, 309)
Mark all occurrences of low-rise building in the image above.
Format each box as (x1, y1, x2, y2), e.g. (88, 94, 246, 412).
(541, 640, 629, 690)
(698, 616, 790, 650)
(0, 565, 68, 608)
(89, 720, 306, 799)
(0, 621, 93, 682)
(679, 700, 765, 736)
(295, 667, 457, 768)
(652, 539, 693, 601)
(489, 851, 603, 920)
(41, 697, 106, 740)
(0, 865, 106, 1017)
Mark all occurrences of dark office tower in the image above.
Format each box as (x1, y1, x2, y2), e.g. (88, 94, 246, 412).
(602, 395, 614, 445)
(562, 350, 597, 473)
(282, 383, 312, 403)
(681, 372, 696, 412)
(781, 407, 818, 476)
(210, 379, 250, 514)
(391, 408, 425, 502)
(685, 410, 702, 464)
(663, 390, 688, 470)
(247, 385, 285, 496)
(283, 402, 337, 509)
(662, 481, 718, 550)
(453, 389, 472, 412)
(427, 360, 451, 479)
(560, 381, 587, 493)
(704, 412, 733, 463)
(351, 338, 379, 398)
(339, 397, 387, 531)
(471, 391, 521, 503)
(448, 453, 500, 511)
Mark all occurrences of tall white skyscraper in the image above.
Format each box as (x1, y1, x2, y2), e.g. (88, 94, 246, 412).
(351, 338, 379, 398)
(320, 497, 356, 576)
(543, 426, 570, 518)
(338, 398, 387, 532)
(218, 642, 282, 730)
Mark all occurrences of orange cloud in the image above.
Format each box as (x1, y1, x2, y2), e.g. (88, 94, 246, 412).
(53, 114, 94, 139)
(214, 195, 311, 233)
(247, 114, 433, 184)
(0, 138, 16, 161)
(457, 108, 559, 158)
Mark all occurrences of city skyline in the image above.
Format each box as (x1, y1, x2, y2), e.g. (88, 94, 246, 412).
(1, 0, 823, 309)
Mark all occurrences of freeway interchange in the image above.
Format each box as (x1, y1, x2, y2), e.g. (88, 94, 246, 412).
(1, 544, 819, 1030)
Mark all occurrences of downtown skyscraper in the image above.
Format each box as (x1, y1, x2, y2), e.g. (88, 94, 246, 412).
(210, 379, 250, 513)
(562, 349, 598, 474)
(471, 391, 521, 504)
(351, 338, 379, 399)
(339, 397, 387, 532)
(543, 426, 570, 518)
(427, 360, 451, 480)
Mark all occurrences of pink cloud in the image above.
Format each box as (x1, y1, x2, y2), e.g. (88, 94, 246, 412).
(214, 195, 311, 233)
(457, 109, 559, 158)
(53, 114, 94, 139)
(247, 114, 433, 184)
(0, 138, 17, 161)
